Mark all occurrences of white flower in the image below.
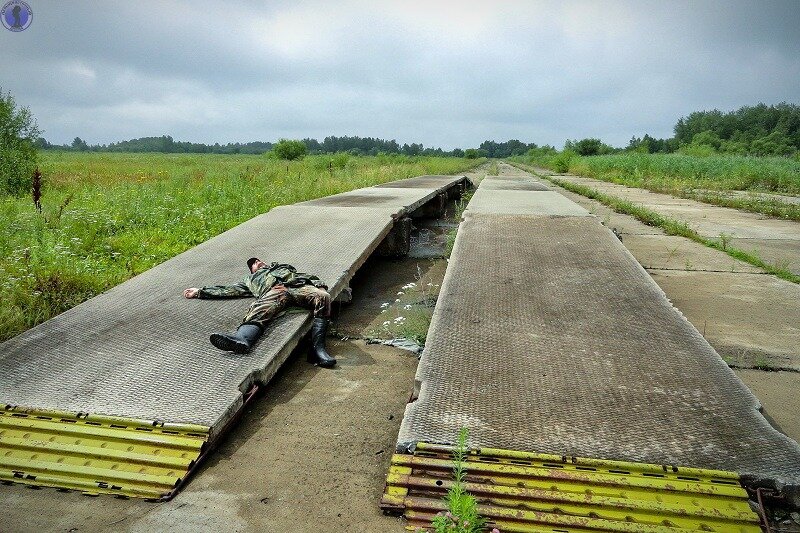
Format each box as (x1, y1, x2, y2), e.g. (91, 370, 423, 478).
(404, 305, 412, 310)
(395, 298, 401, 303)
(397, 291, 404, 295)
(380, 302, 390, 308)
(381, 310, 387, 313)
(383, 321, 390, 326)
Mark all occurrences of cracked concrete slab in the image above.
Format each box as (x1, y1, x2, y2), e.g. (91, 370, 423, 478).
(647, 270, 800, 371)
(735, 370, 800, 441)
(623, 235, 764, 273)
(552, 175, 800, 274)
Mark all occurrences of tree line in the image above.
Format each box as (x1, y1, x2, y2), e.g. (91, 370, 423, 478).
(34, 133, 545, 159)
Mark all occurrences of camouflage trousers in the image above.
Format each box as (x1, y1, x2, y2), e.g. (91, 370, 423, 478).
(242, 284, 331, 327)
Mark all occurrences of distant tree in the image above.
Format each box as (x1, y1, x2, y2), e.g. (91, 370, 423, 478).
(33, 137, 52, 150)
(451, 148, 464, 157)
(566, 138, 615, 156)
(674, 103, 800, 155)
(273, 139, 307, 160)
(71, 137, 89, 151)
(0, 88, 41, 195)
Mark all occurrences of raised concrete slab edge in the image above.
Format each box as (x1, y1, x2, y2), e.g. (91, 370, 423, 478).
(0, 175, 467, 437)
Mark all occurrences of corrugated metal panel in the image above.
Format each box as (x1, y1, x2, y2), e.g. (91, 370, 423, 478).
(382, 443, 762, 532)
(0, 406, 208, 500)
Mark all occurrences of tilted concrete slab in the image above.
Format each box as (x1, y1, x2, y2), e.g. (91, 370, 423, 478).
(465, 189, 591, 217)
(478, 177, 551, 191)
(297, 187, 439, 217)
(0, 204, 400, 436)
(398, 208, 800, 487)
(374, 175, 467, 192)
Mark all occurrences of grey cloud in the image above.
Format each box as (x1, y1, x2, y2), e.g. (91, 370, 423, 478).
(1, 0, 798, 148)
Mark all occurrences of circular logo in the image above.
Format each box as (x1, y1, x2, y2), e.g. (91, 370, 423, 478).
(2, 1, 32, 32)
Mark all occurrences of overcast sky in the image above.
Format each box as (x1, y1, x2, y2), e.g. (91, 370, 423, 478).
(1, 0, 799, 149)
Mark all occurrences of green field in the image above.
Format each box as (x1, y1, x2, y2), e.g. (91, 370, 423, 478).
(511, 152, 800, 220)
(0, 152, 480, 341)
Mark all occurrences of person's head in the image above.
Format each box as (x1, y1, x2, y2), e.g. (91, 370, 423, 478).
(247, 257, 266, 273)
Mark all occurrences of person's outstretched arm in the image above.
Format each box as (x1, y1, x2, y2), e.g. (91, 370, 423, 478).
(184, 280, 252, 299)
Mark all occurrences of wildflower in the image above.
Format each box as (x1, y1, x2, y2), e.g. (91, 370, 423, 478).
(396, 291, 404, 295)
(382, 321, 390, 326)
(380, 302, 390, 308)
(491, 529, 501, 533)
(395, 298, 401, 302)
(404, 304, 412, 310)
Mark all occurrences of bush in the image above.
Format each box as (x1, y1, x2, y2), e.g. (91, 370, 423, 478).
(565, 138, 616, 156)
(272, 139, 307, 160)
(552, 150, 577, 173)
(464, 148, 487, 159)
(0, 88, 41, 195)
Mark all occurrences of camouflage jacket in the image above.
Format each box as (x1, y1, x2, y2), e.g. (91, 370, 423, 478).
(198, 262, 327, 299)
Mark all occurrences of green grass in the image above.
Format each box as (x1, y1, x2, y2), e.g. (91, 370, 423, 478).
(1, 152, 481, 341)
(487, 161, 499, 175)
(538, 173, 800, 284)
(510, 152, 800, 220)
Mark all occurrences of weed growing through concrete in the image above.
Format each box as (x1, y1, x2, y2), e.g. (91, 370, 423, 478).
(428, 428, 492, 533)
(487, 161, 500, 176)
(446, 190, 473, 255)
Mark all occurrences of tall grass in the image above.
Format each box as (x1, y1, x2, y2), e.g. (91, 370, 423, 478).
(509, 152, 800, 220)
(569, 153, 800, 194)
(512, 152, 800, 194)
(0, 152, 481, 341)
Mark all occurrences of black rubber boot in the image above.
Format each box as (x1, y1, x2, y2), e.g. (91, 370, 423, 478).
(210, 323, 263, 354)
(308, 317, 336, 368)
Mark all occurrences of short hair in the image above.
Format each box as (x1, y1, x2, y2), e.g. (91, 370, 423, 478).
(246, 257, 260, 271)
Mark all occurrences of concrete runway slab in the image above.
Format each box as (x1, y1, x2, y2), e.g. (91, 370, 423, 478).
(729, 237, 800, 273)
(465, 189, 591, 217)
(735, 370, 800, 441)
(398, 212, 800, 486)
(623, 234, 764, 273)
(648, 270, 800, 371)
(374, 175, 466, 192)
(478, 177, 550, 191)
(297, 187, 439, 216)
(554, 175, 800, 274)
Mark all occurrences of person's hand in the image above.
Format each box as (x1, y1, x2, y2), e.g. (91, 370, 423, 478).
(183, 288, 200, 299)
